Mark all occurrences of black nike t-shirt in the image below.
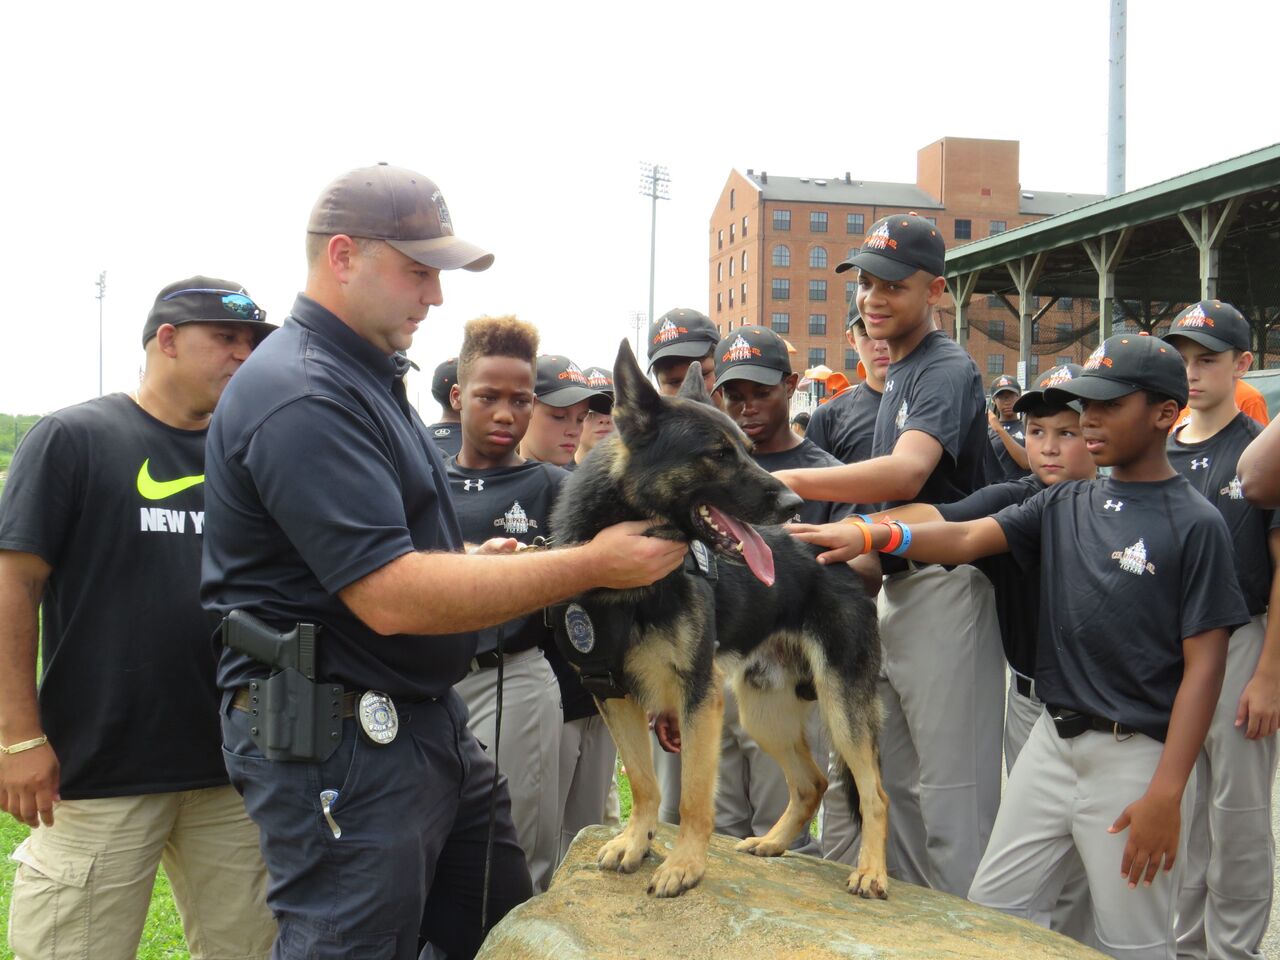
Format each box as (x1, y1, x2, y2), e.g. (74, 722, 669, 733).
(806, 383, 882, 465)
(445, 457, 568, 655)
(0, 394, 226, 799)
(426, 421, 462, 459)
(874, 329, 990, 571)
(994, 475, 1248, 741)
(989, 419, 1031, 481)
(937, 475, 1044, 676)
(754, 440, 854, 525)
(1169, 412, 1280, 616)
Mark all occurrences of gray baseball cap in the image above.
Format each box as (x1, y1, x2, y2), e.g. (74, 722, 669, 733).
(307, 163, 494, 272)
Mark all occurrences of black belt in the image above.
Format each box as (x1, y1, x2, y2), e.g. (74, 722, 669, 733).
(1047, 705, 1138, 740)
(1014, 674, 1036, 699)
(232, 686, 359, 718)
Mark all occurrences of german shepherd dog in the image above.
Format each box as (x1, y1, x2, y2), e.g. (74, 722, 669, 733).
(549, 341, 888, 899)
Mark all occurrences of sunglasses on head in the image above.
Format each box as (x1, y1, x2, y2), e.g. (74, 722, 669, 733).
(162, 287, 266, 323)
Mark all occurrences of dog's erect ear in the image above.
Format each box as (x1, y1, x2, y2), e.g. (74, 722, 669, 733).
(612, 339, 663, 440)
(677, 360, 714, 406)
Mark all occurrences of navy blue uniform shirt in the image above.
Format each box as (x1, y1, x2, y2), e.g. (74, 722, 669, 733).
(806, 383, 882, 465)
(202, 294, 475, 700)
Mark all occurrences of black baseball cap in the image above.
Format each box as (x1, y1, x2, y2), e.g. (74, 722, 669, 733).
(431, 358, 458, 406)
(711, 325, 792, 392)
(307, 163, 493, 272)
(582, 366, 614, 413)
(1044, 335, 1189, 407)
(1014, 364, 1085, 414)
(534, 355, 611, 412)
(1162, 300, 1251, 354)
(835, 213, 946, 280)
(647, 308, 719, 371)
(846, 302, 862, 332)
(989, 374, 1022, 398)
(142, 276, 275, 347)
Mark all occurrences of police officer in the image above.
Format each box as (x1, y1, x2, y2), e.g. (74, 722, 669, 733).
(201, 164, 686, 960)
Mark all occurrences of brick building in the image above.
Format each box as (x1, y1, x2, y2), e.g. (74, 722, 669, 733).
(708, 138, 1103, 392)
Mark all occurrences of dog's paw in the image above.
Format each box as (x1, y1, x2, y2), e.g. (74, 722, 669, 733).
(647, 852, 705, 897)
(847, 866, 889, 900)
(596, 831, 650, 874)
(734, 835, 789, 858)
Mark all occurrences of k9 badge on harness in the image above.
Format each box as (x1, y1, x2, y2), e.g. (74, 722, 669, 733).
(358, 690, 399, 745)
(565, 603, 595, 653)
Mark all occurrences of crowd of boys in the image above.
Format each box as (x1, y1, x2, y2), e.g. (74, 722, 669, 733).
(1, 162, 1277, 960)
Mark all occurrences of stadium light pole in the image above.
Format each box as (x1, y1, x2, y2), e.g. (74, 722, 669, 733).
(1107, 0, 1126, 197)
(95, 271, 107, 396)
(639, 162, 670, 330)
(630, 311, 647, 357)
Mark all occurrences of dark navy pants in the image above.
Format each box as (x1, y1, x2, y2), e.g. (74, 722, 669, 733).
(222, 689, 532, 960)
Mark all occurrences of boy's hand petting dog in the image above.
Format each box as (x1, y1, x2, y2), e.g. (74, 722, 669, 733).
(786, 521, 872, 564)
(1236, 668, 1280, 739)
(587, 520, 687, 589)
(1108, 789, 1181, 888)
(651, 711, 681, 753)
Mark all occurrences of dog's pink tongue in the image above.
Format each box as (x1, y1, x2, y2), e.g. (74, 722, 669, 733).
(707, 506, 775, 586)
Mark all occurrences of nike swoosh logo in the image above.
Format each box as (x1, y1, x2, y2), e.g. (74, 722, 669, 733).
(136, 459, 205, 500)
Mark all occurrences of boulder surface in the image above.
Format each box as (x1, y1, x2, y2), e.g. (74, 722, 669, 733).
(477, 825, 1107, 959)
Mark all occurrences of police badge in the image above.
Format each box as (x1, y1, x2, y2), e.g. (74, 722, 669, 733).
(358, 690, 399, 745)
(565, 603, 595, 654)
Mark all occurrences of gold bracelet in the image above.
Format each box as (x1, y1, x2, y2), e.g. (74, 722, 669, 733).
(0, 735, 49, 755)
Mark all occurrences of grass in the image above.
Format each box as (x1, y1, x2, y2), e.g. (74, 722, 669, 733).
(0, 764, 640, 958)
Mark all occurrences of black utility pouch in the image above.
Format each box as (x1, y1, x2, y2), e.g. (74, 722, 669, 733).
(244, 670, 344, 762)
(550, 600, 636, 701)
(1050, 708, 1090, 740)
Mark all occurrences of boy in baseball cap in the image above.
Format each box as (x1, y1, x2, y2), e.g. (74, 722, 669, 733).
(1163, 301, 1280, 959)
(520, 356, 609, 467)
(574, 365, 616, 466)
(988, 374, 1031, 481)
(648, 307, 719, 396)
(790, 333, 1246, 957)
(426, 357, 462, 457)
(778, 212, 1000, 896)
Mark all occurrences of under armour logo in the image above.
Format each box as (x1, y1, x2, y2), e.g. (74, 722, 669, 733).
(886, 380, 895, 393)
(1190, 457, 1210, 470)
(1103, 499, 1123, 512)
(462, 479, 485, 491)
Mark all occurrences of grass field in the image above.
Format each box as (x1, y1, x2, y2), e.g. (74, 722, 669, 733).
(0, 763, 637, 957)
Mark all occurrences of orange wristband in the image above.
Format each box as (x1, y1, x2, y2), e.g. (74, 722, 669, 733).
(881, 521, 903, 554)
(841, 517, 874, 554)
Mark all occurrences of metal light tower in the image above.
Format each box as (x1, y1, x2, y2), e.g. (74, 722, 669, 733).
(1106, 0, 1127, 197)
(630, 311, 647, 357)
(95, 271, 107, 396)
(638, 162, 670, 329)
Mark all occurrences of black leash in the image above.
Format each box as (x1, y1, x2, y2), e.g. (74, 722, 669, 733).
(480, 625, 506, 933)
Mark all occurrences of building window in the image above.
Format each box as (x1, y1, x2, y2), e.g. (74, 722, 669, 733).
(717, 262, 723, 282)
(773, 209, 791, 231)
(730, 188, 736, 211)
(716, 292, 722, 313)
(1057, 354, 1073, 366)
(809, 279, 827, 301)
(987, 353, 1005, 374)
(954, 219, 972, 240)
(1060, 297, 1073, 310)
(741, 282, 747, 305)
(728, 289, 734, 308)
(846, 213, 865, 234)
(770, 312, 790, 333)
(847, 246, 859, 260)
(772, 244, 790, 268)
(922, 216, 937, 226)
(989, 319, 1006, 340)
(772, 278, 790, 300)
(1029, 355, 1041, 375)
(808, 347, 827, 368)
(845, 280, 856, 303)
(813, 380, 828, 399)
(810, 211, 828, 233)
(730, 223, 736, 243)
(1088, 298, 1100, 312)
(809, 314, 827, 335)
(729, 258, 735, 278)
(742, 251, 748, 271)
(1056, 322, 1072, 340)
(845, 348, 859, 370)
(990, 220, 1007, 235)
(809, 246, 828, 269)
(1029, 295, 1040, 310)
(727, 319, 734, 331)
(742, 215, 749, 237)
(986, 293, 1001, 307)
(717, 229, 723, 250)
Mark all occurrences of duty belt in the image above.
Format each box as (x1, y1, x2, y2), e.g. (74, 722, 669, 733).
(233, 687, 358, 718)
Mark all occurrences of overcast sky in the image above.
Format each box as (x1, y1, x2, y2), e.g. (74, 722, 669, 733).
(3, 0, 1277, 415)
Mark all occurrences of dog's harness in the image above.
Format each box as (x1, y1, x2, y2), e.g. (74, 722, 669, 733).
(550, 540, 718, 701)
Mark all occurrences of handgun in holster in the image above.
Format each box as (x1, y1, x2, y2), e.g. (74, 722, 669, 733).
(222, 610, 343, 762)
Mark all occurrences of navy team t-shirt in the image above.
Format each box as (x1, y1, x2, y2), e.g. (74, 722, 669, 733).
(806, 383, 882, 465)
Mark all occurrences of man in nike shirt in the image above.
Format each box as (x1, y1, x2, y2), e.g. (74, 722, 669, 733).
(0, 277, 276, 960)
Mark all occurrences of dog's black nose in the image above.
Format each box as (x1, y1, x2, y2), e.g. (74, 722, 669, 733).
(777, 489, 804, 515)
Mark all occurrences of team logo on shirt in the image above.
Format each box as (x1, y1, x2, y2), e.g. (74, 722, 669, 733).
(1190, 457, 1210, 470)
(654, 318, 687, 344)
(1112, 538, 1156, 576)
(433, 427, 452, 438)
(1103, 499, 1123, 511)
(895, 401, 909, 430)
(1221, 476, 1245, 500)
(495, 500, 538, 534)
(462, 478, 485, 492)
(1011, 429, 1025, 441)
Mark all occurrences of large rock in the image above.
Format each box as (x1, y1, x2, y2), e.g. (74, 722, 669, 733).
(478, 825, 1106, 959)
